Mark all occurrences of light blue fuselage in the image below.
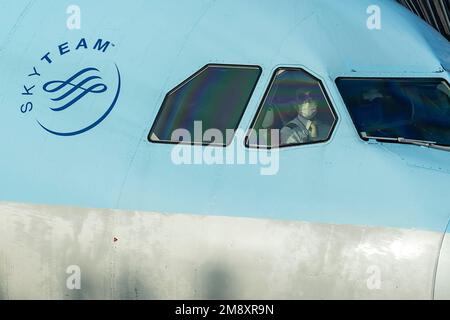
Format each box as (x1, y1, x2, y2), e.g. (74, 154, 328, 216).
(0, 0, 449, 299)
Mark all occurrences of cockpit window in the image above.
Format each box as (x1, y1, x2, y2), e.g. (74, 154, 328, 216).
(149, 64, 261, 146)
(336, 78, 450, 147)
(246, 68, 337, 148)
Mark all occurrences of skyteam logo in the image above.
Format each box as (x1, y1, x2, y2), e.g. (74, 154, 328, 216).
(20, 38, 121, 136)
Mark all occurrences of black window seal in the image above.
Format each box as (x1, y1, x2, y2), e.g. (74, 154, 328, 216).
(245, 67, 338, 150)
(335, 76, 450, 143)
(148, 63, 262, 147)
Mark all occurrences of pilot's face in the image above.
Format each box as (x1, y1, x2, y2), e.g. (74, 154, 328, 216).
(298, 100, 318, 120)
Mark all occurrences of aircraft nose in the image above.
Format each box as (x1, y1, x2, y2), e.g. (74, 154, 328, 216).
(434, 220, 450, 299)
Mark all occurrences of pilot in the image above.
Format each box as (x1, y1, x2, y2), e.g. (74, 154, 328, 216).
(280, 91, 326, 145)
(356, 87, 384, 130)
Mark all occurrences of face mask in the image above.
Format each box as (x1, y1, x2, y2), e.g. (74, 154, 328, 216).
(299, 101, 318, 120)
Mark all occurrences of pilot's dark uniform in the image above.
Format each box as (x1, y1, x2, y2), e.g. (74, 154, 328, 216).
(280, 115, 327, 145)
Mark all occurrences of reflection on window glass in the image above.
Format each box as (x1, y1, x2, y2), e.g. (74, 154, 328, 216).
(149, 64, 261, 146)
(336, 78, 450, 146)
(247, 68, 337, 148)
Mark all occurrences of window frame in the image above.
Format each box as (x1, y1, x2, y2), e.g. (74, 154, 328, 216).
(335, 76, 450, 143)
(245, 67, 338, 149)
(148, 63, 262, 147)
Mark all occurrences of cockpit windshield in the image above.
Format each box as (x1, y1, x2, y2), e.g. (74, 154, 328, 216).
(336, 78, 450, 147)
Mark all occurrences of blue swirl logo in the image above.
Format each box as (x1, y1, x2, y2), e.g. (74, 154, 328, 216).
(43, 67, 107, 112)
(37, 64, 121, 136)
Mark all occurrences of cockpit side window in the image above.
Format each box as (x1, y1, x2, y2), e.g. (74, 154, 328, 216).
(149, 64, 261, 146)
(336, 78, 450, 146)
(246, 68, 337, 149)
